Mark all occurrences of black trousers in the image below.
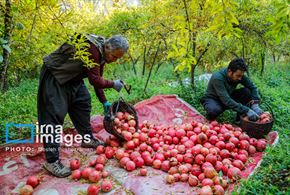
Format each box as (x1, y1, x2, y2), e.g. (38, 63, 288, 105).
(201, 88, 252, 120)
(37, 67, 93, 163)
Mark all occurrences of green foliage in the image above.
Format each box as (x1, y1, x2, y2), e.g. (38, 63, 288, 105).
(68, 34, 97, 68)
(1, 0, 289, 89)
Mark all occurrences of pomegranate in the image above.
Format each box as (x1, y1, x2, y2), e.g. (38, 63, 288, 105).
(239, 140, 250, 150)
(140, 168, 147, 176)
(205, 154, 217, 166)
(161, 160, 171, 172)
(213, 185, 225, 195)
(71, 170, 82, 180)
(188, 174, 199, 186)
(95, 164, 104, 171)
(89, 159, 96, 167)
(229, 137, 239, 146)
(125, 141, 135, 150)
(198, 185, 213, 195)
(87, 184, 99, 195)
(168, 166, 178, 175)
(153, 159, 162, 169)
(232, 160, 244, 170)
(96, 145, 105, 154)
(120, 157, 130, 167)
(225, 142, 235, 151)
(237, 154, 248, 164)
(191, 164, 202, 176)
(102, 170, 110, 178)
(220, 149, 230, 159)
(197, 133, 208, 144)
(256, 139, 267, 151)
(249, 138, 258, 146)
(178, 164, 189, 173)
(227, 167, 241, 180)
(134, 157, 145, 168)
(166, 174, 175, 184)
(105, 147, 115, 159)
(116, 112, 124, 119)
(101, 179, 113, 192)
(70, 159, 81, 170)
(139, 133, 148, 142)
(209, 136, 219, 145)
(248, 145, 256, 155)
(154, 153, 165, 161)
(125, 161, 136, 171)
(215, 161, 223, 172)
(128, 119, 136, 127)
(200, 147, 209, 156)
(177, 145, 186, 154)
(139, 143, 148, 151)
(176, 129, 186, 138)
(81, 168, 93, 180)
(19, 185, 34, 195)
(213, 176, 228, 188)
(89, 170, 101, 182)
(198, 173, 205, 181)
(115, 148, 125, 160)
(26, 176, 39, 188)
(195, 154, 205, 165)
(180, 173, 189, 182)
(202, 178, 214, 186)
(184, 153, 194, 164)
(201, 162, 213, 170)
(239, 149, 249, 157)
(204, 167, 217, 178)
(96, 155, 107, 165)
(215, 141, 226, 149)
(176, 154, 184, 163)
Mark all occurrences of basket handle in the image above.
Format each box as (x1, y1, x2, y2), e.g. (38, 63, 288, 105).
(110, 96, 125, 116)
(255, 91, 275, 121)
(261, 100, 275, 121)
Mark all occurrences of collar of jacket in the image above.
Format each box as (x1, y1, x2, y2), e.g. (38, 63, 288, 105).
(85, 34, 106, 65)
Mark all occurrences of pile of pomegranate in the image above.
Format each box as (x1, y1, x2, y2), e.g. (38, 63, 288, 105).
(102, 112, 267, 194)
(21, 111, 268, 195)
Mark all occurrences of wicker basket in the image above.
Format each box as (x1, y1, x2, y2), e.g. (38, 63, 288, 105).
(239, 102, 274, 139)
(103, 98, 138, 142)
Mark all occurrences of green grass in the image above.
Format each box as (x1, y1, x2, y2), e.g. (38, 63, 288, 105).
(0, 62, 289, 194)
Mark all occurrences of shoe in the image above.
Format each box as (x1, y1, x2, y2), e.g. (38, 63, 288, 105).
(43, 160, 71, 178)
(81, 138, 105, 148)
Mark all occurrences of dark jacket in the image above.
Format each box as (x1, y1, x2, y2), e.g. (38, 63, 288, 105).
(204, 68, 260, 114)
(42, 38, 114, 103)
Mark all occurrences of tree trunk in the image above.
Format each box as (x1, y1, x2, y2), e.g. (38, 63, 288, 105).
(242, 38, 245, 59)
(142, 45, 146, 76)
(190, 32, 197, 90)
(260, 50, 265, 76)
(128, 52, 139, 76)
(272, 52, 276, 62)
(171, 60, 183, 88)
(154, 61, 163, 74)
(144, 42, 161, 92)
(0, 0, 12, 91)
